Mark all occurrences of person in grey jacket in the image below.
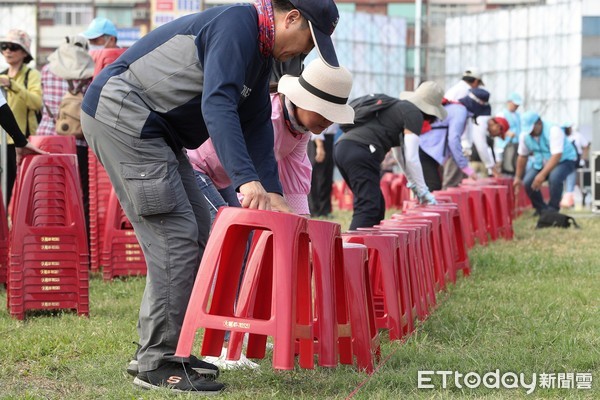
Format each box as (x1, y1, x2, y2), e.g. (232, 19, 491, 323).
(81, 0, 340, 394)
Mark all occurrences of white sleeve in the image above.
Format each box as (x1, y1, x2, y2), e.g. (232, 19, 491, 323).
(549, 126, 565, 154)
(395, 133, 428, 194)
(0, 90, 6, 108)
(471, 116, 495, 168)
(517, 133, 529, 156)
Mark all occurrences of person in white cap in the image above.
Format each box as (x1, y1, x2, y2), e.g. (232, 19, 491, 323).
(335, 81, 447, 230)
(444, 67, 484, 102)
(80, 0, 341, 394)
(0, 29, 43, 203)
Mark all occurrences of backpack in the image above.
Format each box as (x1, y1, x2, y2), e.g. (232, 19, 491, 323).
(340, 93, 399, 132)
(54, 79, 89, 139)
(536, 210, 580, 229)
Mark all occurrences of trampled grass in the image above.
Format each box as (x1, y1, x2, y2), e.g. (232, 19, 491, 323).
(0, 210, 598, 399)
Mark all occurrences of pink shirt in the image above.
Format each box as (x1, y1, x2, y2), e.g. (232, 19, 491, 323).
(187, 94, 312, 214)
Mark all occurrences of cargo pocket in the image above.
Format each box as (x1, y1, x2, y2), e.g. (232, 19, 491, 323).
(122, 162, 176, 217)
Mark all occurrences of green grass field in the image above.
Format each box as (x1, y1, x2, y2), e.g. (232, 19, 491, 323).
(0, 210, 598, 399)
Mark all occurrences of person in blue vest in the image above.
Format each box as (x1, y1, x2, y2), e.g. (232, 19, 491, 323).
(494, 92, 522, 175)
(513, 111, 578, 213)
(81, 0, 340, 394)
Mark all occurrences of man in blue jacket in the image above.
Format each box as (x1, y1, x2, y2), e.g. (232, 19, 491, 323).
(81, 0, 340, 393)
(513, 111, 577, 214)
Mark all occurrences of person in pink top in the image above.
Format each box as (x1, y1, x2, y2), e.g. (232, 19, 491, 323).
(187, 57, 354, 218)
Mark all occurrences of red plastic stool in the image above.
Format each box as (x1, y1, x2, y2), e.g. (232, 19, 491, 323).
(390, 212, 447, 291)
(8, 154, 89, 319)
(481, 185, 513, 240)
(378, 221, 436, 311)
(354, 228, 414, 334)
(175, 207, 311, 371)
(366, 225, 428, 321)
(435, 188, 475, 249)
(339, 242, 380, 373)
(423, 204, 471, 280)
(342, 232, 406, 340)
(453, 186, 488, 246)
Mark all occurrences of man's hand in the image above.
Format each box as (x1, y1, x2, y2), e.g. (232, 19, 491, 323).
(513, 177, 522, 196)
(468, 172, 479, 181)
(239, 181, 271, 210)
(268, 193, 294, 213)
(16, 142, 49, 166)
(531, 173, 545, 191)
(315, 146, 325, 163)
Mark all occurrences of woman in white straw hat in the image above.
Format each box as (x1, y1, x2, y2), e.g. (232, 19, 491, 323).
(187, 56, 354, 219)
(183, 56, 353, 370)
(335, 81, 447, 230)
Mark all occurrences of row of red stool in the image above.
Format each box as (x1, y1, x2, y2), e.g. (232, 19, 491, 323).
(174, 196, 483, 373)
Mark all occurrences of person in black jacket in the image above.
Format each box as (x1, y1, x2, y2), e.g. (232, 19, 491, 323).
(335, 82, 447, 230)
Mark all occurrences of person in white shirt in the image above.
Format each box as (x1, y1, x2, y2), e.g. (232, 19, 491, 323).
(444, 67, 484, 101)
(513, 111, 578, 213)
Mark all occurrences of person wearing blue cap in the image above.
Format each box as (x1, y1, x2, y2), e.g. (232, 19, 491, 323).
(80, 17, 126, 78)
(80, 17, 119, 50)
(80, 0, 340, 394)
(495, 92, 523, 175)
(513, 111, 578, 214)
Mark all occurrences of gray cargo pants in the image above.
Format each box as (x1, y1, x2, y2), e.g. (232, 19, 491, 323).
(81, 112, 211, 372)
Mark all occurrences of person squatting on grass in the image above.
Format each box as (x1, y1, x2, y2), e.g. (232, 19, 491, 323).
(80, 0, 340, 394)
(513, 111, 578, 215)
(334, 82, 448, 230)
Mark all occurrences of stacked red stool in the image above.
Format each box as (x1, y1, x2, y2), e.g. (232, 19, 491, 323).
(101, 189, 146, 280)
(88, 150, 113, 272)
(9, 136, 77, 222)
(8, 154, 89, 319)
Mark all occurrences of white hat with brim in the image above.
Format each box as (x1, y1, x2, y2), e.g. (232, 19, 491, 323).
(277, 57, 354, 125)
(399, 81, 447, 120)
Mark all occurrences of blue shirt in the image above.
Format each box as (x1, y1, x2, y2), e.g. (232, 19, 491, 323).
(82, 4, 281, 193)
(421, 103, 469, 169)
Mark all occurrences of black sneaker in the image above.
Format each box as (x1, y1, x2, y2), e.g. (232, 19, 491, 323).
(126, 342, 219, 379)
(133, 362, 225, 394)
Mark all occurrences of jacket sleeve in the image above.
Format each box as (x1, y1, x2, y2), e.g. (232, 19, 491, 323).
(198, 13, 279, 192)
(0, 102, 28, 147)
(277, 133, 312, 214)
